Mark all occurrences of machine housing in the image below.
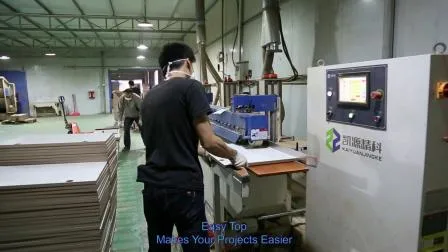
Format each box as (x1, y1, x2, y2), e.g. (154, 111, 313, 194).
(306, 54, 448, 252)
(209, 95, 278, 144)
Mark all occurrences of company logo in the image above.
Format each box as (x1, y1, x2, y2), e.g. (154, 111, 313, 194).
(326, 128, 341, 152)
(325, 128, 383, 161)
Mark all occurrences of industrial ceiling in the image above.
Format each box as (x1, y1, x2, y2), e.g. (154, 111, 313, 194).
(0, 0, 215, 58)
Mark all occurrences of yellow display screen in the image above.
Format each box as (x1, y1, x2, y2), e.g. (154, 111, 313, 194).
(338, 75, 368, 104)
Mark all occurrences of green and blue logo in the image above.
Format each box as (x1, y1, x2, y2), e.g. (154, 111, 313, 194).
(326, 128, 341, 152)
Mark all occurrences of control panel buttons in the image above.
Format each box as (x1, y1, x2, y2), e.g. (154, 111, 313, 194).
(327, 91, 333, 97)
(436, 82, 448, 99)
(370, 89, 384, 100)
(373, 115, 382, 123)
(348, 112, 355, 119)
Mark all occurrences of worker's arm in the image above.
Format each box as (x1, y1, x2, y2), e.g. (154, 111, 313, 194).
(194, 116, 247, 168)
(187, 81, 247, 168)
(195, 116, 236, 159)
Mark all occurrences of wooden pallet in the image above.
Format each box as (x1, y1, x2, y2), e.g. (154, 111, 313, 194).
(1, 118, 37, 124)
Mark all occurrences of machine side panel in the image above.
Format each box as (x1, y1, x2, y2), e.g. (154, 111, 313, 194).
(420, 55, 448, 251)
(306, 55, 431, 252)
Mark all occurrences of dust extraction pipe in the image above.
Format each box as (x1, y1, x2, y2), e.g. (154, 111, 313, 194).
(196, 0, 208, 83)
(261, 0, 281, 76)
(196, 0, 223, 105)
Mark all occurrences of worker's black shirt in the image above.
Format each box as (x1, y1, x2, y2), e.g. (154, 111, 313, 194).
(138, 78, 212, 190)
(131, 87, 141, 96)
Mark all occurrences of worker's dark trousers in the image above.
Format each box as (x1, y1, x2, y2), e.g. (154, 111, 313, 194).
(123, 117, 141, 148)
(142, 184, 210, 252)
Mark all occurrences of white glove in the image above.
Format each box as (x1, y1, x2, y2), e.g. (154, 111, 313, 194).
(231, 151, 248, 168)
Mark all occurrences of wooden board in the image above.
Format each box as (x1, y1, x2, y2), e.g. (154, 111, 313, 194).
(0, 133, 113, 148)
(209, 144, 299, 167)
(0, 134, 117, 252)
(0, 162, 106, 188)
(247, 161, 308, 177)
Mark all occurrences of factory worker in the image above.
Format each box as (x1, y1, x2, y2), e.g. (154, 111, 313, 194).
(118, 89, 142, 152)
(128, 80, 141, 96)
(138, 42, 247, 252)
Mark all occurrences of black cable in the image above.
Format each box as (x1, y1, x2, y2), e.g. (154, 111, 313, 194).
(277, 7, 301, 81)
(232, 0, 239, 67)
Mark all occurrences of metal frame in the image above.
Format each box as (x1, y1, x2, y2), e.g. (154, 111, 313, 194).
(0, 0, 196, 53)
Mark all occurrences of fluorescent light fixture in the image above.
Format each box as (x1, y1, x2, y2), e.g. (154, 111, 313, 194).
(137, 22, 153, 28)
(45, 53, 56, 56)
(137, 55, 146, 60)
(0, 56, 10, 60)
(137, 44, 148, 50)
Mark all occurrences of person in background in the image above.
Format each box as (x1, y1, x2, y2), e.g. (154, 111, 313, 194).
(138, 42, 248, 252)
(128, 80, 141, 96)
(128, 80, 142, 131)
(118, 89, 142, 152)
(112, 89, 123, 127)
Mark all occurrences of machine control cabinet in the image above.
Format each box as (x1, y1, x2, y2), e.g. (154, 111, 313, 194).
(326, 65, 387, 130)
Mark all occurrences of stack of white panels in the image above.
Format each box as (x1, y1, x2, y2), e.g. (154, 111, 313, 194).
(0, 162, 116, 252)
(0, 133, 118, 252)
(0, 133, 117, 166)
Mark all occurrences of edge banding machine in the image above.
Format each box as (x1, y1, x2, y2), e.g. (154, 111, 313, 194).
(201, 94, 308, 251)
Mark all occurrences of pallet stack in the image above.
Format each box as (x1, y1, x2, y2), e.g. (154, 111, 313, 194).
(1, 113, 37, 124)
(0, 133, 118, 252)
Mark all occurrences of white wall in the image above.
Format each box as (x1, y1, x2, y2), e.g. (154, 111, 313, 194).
(0, 57, 158, 116)
(185, 0, 448, 139)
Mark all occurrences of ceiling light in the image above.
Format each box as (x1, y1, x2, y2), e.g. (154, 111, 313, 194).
(137, 22, 153, 28)
(137, 55, 146, 60)
(45, 53, 56, 56)
(0, 56, 10, 60)
(137, 44, 148, 50)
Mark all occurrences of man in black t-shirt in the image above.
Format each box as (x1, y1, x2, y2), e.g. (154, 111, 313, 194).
(128, 80, 141, 96)
(138, 43, 247, 252)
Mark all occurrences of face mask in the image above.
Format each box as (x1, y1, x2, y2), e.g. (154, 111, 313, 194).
(164, 58, 193, 80)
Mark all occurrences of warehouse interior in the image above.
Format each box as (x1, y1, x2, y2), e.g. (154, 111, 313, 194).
(0, 0, 448, 251)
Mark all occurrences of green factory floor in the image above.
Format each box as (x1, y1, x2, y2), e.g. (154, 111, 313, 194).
(0, 115, 149, 252)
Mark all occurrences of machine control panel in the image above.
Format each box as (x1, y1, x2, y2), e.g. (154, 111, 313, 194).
(326, 65, 387, 130)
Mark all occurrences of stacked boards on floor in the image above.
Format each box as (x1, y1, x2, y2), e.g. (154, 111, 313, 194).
(0, 133, 118, 252)
(0, 133, 117, 166)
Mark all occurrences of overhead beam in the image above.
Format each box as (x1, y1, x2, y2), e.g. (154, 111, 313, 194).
(0, 32, 31, 47)
(108, 0, 123, 47)
(0, 37, 183, 48)
(0, 19, 49, 47)
(157, 0, 183, 47)
(0, 27, 195, 34)
(34, 0, 89, 47)
(6, 36, 182, 41)
(0, 0, 71, 47)
(0, 12, 197, 22)
(71, 0, 106, 47)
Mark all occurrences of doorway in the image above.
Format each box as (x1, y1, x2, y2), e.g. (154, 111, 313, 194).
(108, 68, 161, 113)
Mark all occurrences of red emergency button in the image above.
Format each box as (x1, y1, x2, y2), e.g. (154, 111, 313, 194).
(436, 82, 448, 99)
(370, 90, 384, 100)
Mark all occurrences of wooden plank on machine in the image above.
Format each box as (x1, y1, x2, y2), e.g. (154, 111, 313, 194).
(247, 161, 308, 177)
